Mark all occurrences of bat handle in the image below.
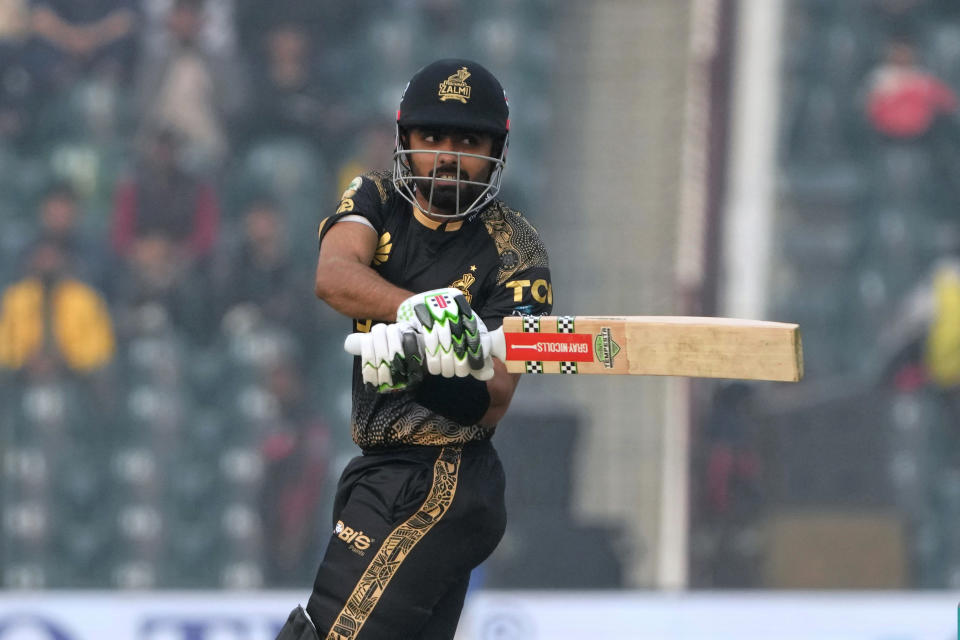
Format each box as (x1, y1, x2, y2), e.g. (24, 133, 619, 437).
(346, 327, 507, 362)
(489, 326, 506, 362)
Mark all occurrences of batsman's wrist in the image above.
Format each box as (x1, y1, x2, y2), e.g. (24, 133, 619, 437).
(413, 374, 491, 425)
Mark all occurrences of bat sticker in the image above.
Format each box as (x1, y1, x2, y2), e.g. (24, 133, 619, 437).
(595, 327, 621, 368)
(505, 332, 594, 362)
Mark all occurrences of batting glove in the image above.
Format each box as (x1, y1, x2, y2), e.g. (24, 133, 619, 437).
(396, 288, 494, 381)
(345, 321, 424, 392)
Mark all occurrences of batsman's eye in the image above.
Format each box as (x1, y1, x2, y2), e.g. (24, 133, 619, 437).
(419, 130, 442, 144)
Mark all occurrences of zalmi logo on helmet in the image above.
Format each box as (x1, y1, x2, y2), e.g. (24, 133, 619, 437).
(439, 67, 472, 103)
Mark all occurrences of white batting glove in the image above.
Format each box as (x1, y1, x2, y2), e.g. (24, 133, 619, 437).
(396, 288, 494, 381)
(344, 322, 424, 392)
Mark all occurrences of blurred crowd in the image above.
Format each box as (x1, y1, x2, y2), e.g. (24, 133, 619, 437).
(0, 0, 554, 589)
(693, 0, 960, 589)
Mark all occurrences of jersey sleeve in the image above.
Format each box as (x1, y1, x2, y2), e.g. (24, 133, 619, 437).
(316, 172, 391, 250)
(477, 207, 553, 330)
(480, 264, 552, 330)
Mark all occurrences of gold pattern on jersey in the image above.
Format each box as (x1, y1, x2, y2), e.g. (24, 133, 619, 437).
(438, 67, 472, 103)
(369, 171, 390, 203)
(451, 272, 477, 303)
(481, 203, 549, 285)
(325, 446, 462, 640)
(351, 402, 490, 449)
(373, 232, 393, 266)
(336, 198, 355, 214)
(354, 319, 372, 333)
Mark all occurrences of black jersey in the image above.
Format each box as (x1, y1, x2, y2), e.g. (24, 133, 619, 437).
(317, 170, 553, 449)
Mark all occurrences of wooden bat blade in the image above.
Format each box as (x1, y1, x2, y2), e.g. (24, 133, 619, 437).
(491, 315, 803, 381)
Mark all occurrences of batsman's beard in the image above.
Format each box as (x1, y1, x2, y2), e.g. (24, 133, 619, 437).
(412, 171, 487, 215)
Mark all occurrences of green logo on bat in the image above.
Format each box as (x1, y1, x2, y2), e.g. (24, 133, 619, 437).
(595, 327, 620, 368)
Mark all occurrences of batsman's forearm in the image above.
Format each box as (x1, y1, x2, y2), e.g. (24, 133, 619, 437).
(479, 362, 520, 427)
(315, 257, 412, 321)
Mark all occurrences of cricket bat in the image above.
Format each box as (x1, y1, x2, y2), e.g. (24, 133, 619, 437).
(346, 315, 803, 382)
(488, 316, 802, 381)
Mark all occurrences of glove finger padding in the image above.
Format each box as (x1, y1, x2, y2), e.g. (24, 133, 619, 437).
(452, 295, 484, 370)
(398, 288, 494, 380)
(371, 323, 394, 388)
(402, 330, 424, 387)
(360, 327, 380, 388)
(461, 311, 484, 371)
(349, 322, 424, 392)
(452, 294, 495, 381)
(434, 315, 455, 378)
(386, 322, 409, 385)
(472, 331, 495, 381)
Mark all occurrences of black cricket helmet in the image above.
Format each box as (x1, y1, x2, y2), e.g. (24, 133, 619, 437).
(393, 58, 510, 220)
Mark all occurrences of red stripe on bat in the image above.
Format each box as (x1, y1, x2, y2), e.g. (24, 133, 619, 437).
(505, 333, 594, 362)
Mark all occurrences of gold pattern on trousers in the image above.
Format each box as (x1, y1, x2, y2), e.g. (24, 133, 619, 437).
(325, 446, 462, 640)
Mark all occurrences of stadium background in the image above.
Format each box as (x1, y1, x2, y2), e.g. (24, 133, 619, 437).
(1, 0, 959, 637)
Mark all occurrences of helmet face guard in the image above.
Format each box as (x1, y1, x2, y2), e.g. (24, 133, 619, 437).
(392, 129, 508, 220)
(392, 58, 510, 221)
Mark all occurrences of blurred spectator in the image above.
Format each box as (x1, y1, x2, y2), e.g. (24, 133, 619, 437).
(864, 36, 958, 140)
(0, 1, 35, 143)
(0, 238, 115, 374)
(258, 355, 331, 585)
(702, 383, 763, 517)
(110, 126, 220, 262)
(111, 233, 212, 340)
(334, 119, 395, 194)
(135, 0, 246, 170)
(920, 260, 960, 390)
(0, 0, 30, 41)
(421, 0, 463, 35)
(141, 0, 237, 59)
(0, 50, 35, 144)
(213, 197, 313, 342)
(871, 0, 934, 33)
(27, 0, 139, 90)
(239, 21, 344, 150)
(234, 0, 329, 52)
(863, 35, 960, 223)
(694, 382, 764, 587)
(18, 182, 107, 287)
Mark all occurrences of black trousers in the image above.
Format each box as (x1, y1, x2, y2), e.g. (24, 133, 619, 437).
(306, 439, 506, 640)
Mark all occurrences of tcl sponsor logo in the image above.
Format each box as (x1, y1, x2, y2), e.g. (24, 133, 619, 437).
(505, 279, 552, 305)
(335, 521, 373, 555)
